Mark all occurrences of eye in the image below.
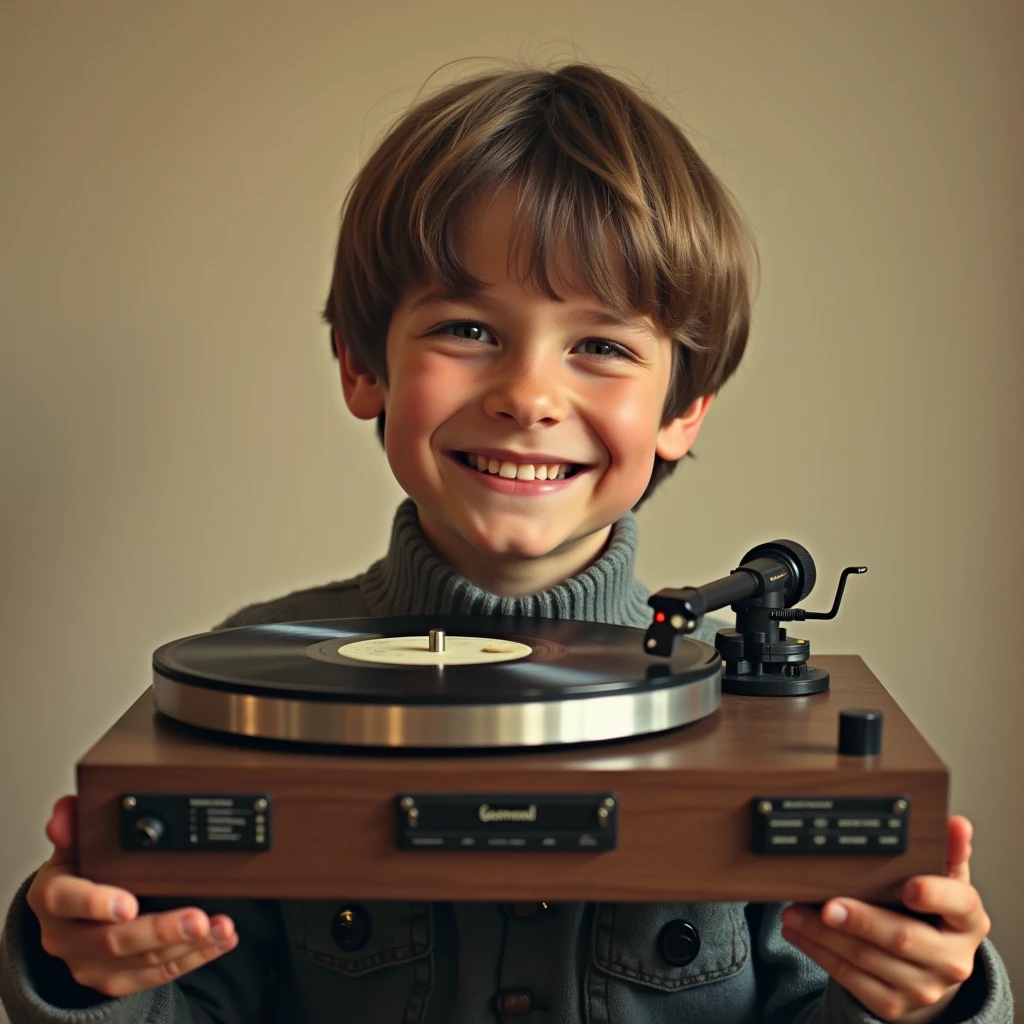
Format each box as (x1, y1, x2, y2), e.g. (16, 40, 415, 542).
(437, 321, 494, 343)
(575, 338, 632, 359)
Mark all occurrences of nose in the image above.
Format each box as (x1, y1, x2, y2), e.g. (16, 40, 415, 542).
(481, 360, 567, 429)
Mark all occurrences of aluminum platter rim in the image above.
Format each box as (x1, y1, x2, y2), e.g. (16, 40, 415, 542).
(151, 666, 721, 748)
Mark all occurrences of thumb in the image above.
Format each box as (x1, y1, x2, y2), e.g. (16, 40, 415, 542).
(45, 795, 78, 868)
(946, 815, 973, 884)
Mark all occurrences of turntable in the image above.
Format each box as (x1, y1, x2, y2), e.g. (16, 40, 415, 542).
(75, 541, 948, 904)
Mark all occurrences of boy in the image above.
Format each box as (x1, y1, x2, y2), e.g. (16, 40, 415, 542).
(0, 64, 1010, 1024)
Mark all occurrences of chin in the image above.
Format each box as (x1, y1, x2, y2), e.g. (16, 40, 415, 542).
(467, 513, 615, 563)
(467, 525, 564, 561)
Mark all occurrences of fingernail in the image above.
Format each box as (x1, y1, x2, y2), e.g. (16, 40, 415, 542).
(112, 897, 134, 921)
(181, 915, 203, 939)
(823, 902, 848, 926)
(216, 935, 236, 954)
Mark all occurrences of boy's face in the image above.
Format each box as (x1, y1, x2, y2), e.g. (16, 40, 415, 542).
(340, 185, 710, 588)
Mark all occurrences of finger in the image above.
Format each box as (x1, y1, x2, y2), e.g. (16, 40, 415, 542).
(945, 816, 973, 883)
(38, 873, 139, 924)
(781, 926, 927, 1021)
(48, 913, 232, 966)
(75, 917, 236, 973)
(900, 876, 991, 937)
(785, 902, 943, 974)
(783, 903, 973, 990)
(98, 911, 233, 959)
(70, 932, 239, 999)
(45, 796, 79, 868)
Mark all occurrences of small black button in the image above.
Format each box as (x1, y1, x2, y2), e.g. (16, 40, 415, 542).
(502, 902, 550, 918)
(658, 919, 700, 967)
(495, 990, 532, 1016)
(331, 905, 371, 952)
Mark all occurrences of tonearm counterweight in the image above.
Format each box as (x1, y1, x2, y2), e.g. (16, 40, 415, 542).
(645, 539, 866, 695)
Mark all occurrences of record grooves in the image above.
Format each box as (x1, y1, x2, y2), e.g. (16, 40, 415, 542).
(152, 616, 722, 748)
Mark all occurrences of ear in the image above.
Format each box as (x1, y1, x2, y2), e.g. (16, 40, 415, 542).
(655, 394, 714, 461)
(335, 330, 386, 420)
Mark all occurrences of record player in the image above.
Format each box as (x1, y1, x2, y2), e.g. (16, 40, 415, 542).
(75, 541, 948, 904)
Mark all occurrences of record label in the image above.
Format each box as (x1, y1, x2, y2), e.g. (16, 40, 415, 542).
(339, 635, 532, 666)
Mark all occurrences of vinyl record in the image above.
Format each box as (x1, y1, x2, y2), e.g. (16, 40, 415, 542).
(152, 616, 722, 748)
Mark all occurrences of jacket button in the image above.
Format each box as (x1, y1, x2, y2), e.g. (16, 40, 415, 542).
(331, 905, 371, 952)
(502, 902, 548, 918)
(496, 990, 532, 1016)
(658, 919, 701, 966)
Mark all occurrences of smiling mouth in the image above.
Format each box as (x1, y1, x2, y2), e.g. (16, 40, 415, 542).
(454, 451, 582, 481)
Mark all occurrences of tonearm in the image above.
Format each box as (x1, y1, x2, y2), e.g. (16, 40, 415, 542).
(644, 540, 866, 696)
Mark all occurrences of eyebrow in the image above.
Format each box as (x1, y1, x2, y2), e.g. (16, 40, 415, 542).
(566, 307, 660, 341)
(407, 287, 661, 341)
(407, 287, 483, 314)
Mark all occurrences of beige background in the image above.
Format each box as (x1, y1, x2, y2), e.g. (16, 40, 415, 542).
(1, 0, 1021, 1014)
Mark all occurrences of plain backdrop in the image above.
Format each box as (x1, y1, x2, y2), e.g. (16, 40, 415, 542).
(1, 1, 1021, 1016)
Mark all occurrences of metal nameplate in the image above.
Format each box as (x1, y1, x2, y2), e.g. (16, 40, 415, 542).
(752, 795, 909, 855)
(120, 793, 271, 852)
(396, 793, 617, 851)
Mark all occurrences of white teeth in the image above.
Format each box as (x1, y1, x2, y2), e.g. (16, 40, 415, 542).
(463, 453, 573, 480)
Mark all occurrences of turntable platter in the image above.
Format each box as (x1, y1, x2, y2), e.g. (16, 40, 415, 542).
(152, 616, 721, 748)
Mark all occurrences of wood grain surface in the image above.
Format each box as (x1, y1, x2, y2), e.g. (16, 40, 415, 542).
(77, 656, 947, 902)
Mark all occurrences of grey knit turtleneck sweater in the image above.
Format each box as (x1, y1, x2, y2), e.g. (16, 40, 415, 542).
(218, 498, 671, 634)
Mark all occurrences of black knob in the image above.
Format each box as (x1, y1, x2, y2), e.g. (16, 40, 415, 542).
(133, 815, 165, 847)
(657, 919, 700, 967)
(839, 708, 883, 756)
(331, 905, 371, 952)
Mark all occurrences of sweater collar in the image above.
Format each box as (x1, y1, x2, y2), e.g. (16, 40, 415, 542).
(359, 500, 651, 628)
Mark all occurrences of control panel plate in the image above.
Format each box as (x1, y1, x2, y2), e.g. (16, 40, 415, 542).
(120, 793, 271, 852)
(396, 793, 617, 851)
(753, 795, 909, 855)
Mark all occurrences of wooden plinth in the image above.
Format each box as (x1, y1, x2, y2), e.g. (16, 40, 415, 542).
(76, 656, 947, 903)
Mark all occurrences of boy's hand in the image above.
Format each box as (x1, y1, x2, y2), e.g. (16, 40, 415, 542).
(781, 816, 990, 1022)
(25, 795, 238, 998)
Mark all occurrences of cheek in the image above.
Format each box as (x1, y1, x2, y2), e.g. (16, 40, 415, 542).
(386, 356, 460, 442)
(381, 355, 467, 489)
(382, 397, 439, 496)
(590, 382, 665, 464)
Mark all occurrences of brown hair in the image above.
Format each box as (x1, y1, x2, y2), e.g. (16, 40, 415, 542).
(324, 63, 757, 507)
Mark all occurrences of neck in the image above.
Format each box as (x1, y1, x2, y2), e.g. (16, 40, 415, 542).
(417, 510, 612, 597)
(359, 499, 652, 627)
